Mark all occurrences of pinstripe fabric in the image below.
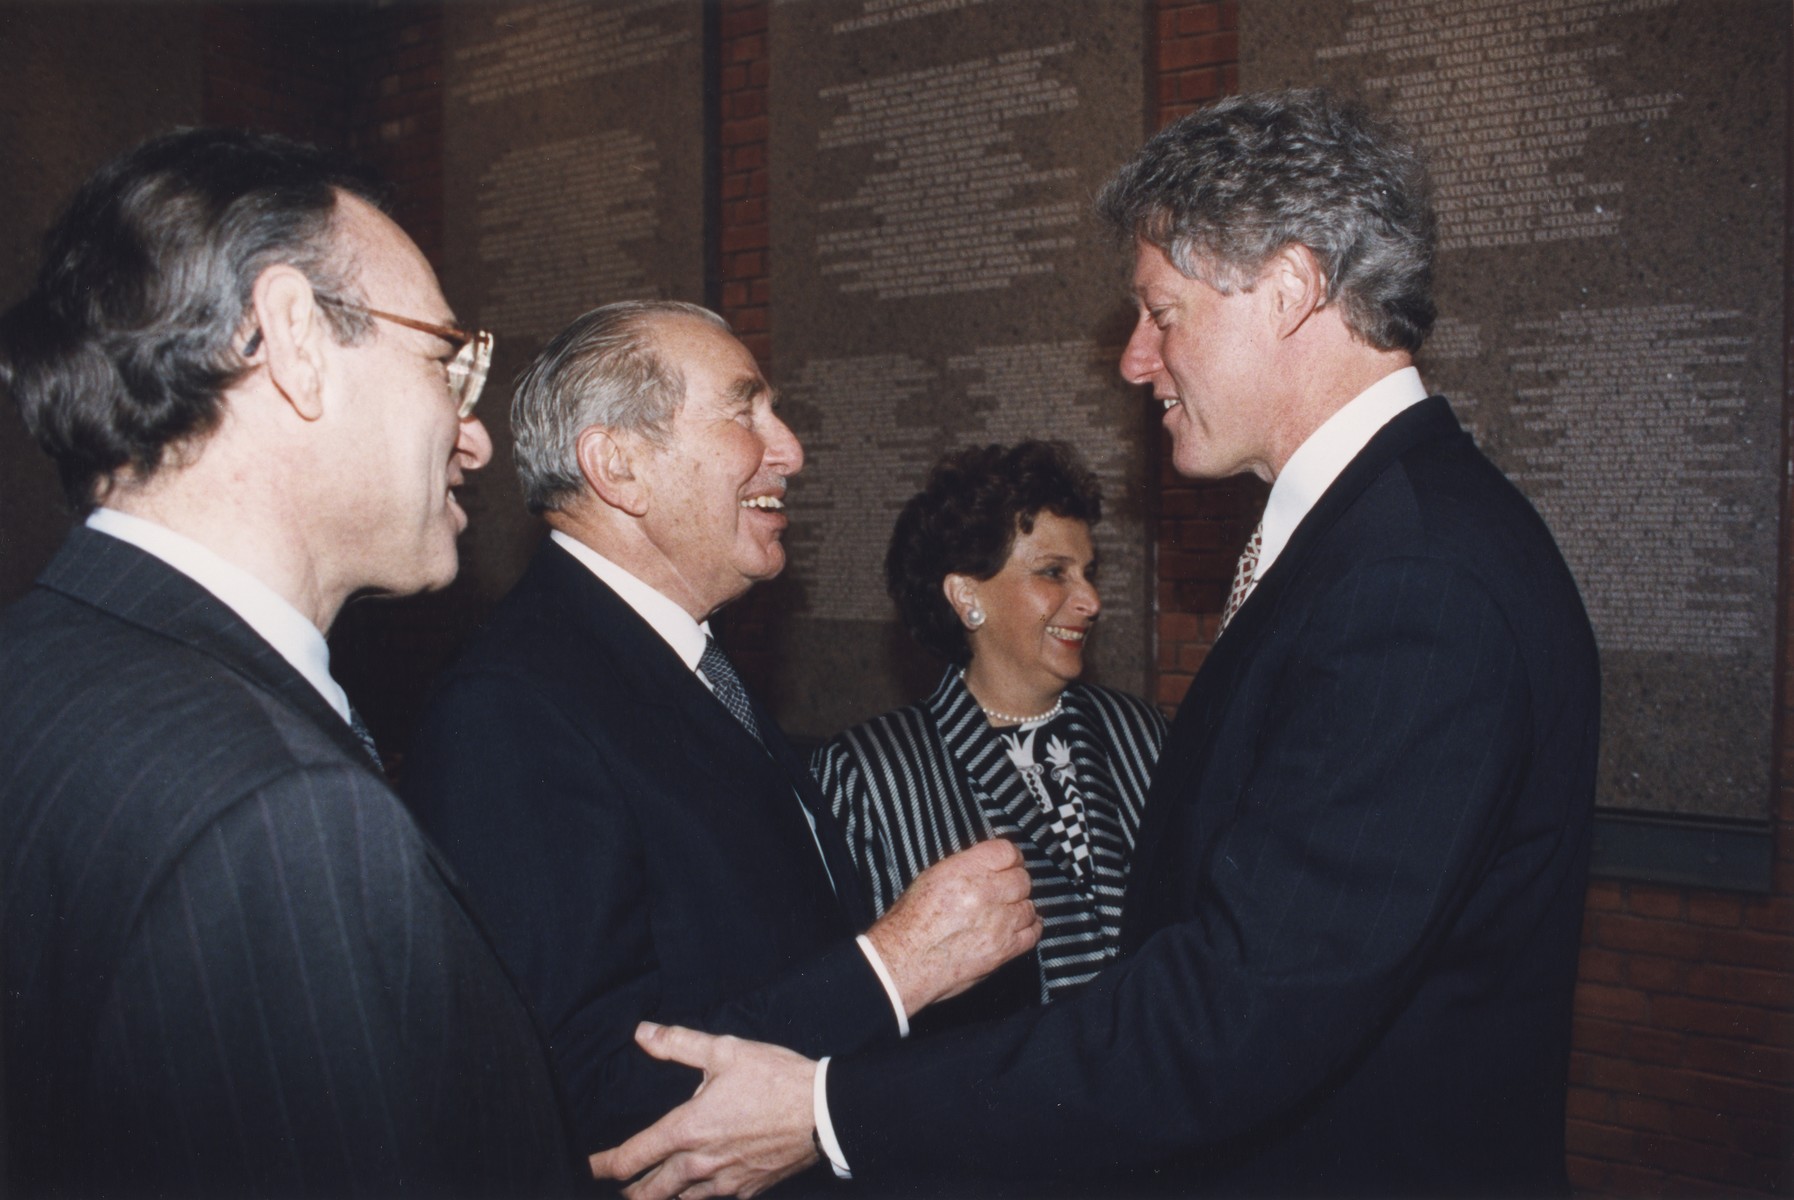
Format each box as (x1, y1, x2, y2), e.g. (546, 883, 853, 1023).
(814, 669, 1164, 1003)
(2, 529, 579, 1197)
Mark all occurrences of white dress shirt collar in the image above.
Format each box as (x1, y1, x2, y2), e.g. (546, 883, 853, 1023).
(1256, 366, 1430, 581)
(85, 507, 351, 722)
(549, 530, 711, 670)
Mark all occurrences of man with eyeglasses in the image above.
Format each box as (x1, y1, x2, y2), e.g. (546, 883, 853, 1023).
(0, 129, 581, 1196)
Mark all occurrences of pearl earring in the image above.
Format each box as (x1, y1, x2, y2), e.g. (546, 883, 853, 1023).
(966, 606, 985, 629)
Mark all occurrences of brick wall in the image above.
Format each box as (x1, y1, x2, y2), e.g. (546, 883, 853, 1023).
(1570, 874, 1793, 1193)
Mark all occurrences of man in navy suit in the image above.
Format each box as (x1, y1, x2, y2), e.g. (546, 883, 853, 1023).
(591, 89, 1601, 1198)
(0, 130, 580, 1195)
(403, 300, 1041, 1180)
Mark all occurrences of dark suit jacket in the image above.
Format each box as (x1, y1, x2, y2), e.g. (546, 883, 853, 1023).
(0, 527, 579, 1198)
(828, 398, 1600, 1197)
(404, 539, 897, 1156)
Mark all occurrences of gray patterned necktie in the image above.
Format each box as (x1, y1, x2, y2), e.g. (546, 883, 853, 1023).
(699, 637, 762, 743)
(347, 703, 382, 770)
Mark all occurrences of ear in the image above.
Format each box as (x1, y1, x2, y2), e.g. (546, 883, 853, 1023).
(249, 264, 329, 420)
(1265, 243, 1327, 340)
(576, 425, 650, 518)
(942, 573, 982, 628)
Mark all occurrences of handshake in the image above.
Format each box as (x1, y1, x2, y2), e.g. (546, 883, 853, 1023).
(592, 836, 1041, 1200)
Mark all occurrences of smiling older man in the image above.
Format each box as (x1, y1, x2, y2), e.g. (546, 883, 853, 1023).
(403, 301, 1041, 1188)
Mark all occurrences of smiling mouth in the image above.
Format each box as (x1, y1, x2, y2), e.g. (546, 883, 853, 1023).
(740, 495, 785, 510)
(1046, 625, 1088, 642)
(1160, 397, 1177, 411)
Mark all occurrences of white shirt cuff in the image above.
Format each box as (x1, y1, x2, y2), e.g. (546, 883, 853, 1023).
(855, 933, 909, 1037)
(814, 1057, 851, 1178)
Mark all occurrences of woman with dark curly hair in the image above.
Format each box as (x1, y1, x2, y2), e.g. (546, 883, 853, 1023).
(812, 440, 1165, 1030)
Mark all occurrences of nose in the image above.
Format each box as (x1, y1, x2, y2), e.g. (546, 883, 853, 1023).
(764, 408, 804, 478)
(1119, 317, 1162, 386)
(457, 415, 494, 470)
(1074, 573, 1102, 619)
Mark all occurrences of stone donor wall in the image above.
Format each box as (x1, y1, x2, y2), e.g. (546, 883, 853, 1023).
(440, 0, 710, 609)
(1246, 0, 1788, 854)
(766, 0, 1150, 738)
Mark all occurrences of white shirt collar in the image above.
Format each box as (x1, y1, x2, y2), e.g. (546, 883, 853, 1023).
(1256, 366, 1429, 580)
(85, 507, 351, 722)
(549, 529, 710, 672)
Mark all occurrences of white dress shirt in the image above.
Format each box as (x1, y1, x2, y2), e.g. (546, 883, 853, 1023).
(1254, 366, 1430, 585)
(548, 531, 910, 1083)
(86, 508, 352, 723)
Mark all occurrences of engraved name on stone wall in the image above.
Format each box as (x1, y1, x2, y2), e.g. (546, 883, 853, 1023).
(1246, 0, 1787, 821)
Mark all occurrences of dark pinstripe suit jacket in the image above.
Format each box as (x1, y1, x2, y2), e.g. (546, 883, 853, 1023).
(813, 669, 1164, 1029)
(403, 539, 897, 1159)
(0, 528, 579, 1197)
(826, 398, 1601, 1197)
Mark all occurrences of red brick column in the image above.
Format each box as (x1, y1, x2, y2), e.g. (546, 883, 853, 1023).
(718, 1, 772, 369)
(1149, 1, 1251, 711)
(712, 0, 780, 687)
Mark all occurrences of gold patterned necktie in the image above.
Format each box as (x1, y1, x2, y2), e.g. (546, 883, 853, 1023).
(1219, 522, 1263, 633)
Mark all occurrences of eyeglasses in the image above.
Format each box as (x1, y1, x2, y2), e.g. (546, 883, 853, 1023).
(241, 298, 495, 418)
(317, 297, 494, 418)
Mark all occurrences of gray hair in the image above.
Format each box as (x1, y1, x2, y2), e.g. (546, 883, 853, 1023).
(1097, 89, 1437, 353)
(0, 128, 383, 513)
(512, 300, 730, 513)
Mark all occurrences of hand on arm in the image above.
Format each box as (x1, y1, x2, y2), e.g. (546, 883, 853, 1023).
(589, 1024, 818, 1200)
(863, 837, 1041, 1016)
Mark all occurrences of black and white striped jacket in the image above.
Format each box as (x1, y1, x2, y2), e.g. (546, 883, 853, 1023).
(812, 668, 1165, 1008)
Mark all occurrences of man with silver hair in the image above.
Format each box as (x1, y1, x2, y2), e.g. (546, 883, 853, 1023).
(592, 90, 1599, 1197)
(403, 300, 1041, 1184)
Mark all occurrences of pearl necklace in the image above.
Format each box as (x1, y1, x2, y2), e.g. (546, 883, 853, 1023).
(963, 671, 1064, 726)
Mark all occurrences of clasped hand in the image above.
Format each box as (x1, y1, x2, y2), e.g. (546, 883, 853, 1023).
(590, 838, 1039, 1198)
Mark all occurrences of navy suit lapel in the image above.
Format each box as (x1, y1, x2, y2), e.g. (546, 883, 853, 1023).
(1127, 397, 1466, 906)
(532, 541, 867, 926)
(1229, 396, 1462, 647)
(37, 527, 377, 775)
(749, 689, 874, 928)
